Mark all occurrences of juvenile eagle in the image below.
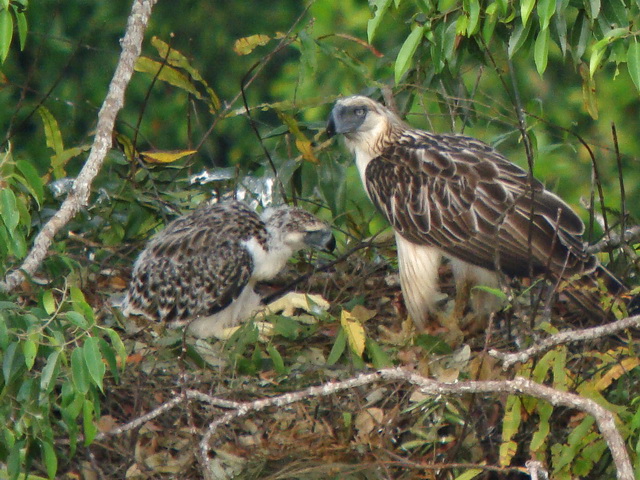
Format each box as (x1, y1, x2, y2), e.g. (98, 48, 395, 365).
(122, 200, 335, 338)
(326, 95, 607, 329)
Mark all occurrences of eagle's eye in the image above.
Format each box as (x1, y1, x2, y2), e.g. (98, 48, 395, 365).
(353, 107, 367, 117)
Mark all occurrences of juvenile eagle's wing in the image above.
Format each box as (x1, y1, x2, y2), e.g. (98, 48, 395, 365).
(125, 204, 259, 322)
(364, 131, 596, 278)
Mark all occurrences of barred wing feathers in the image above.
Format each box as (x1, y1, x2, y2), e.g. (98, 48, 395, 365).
(125, 202, 262, 322)
(364, 130, 597, 279)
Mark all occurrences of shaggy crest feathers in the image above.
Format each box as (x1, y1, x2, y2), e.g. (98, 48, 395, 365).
(122, 200, 334, 338)
(327, 95, 609, 326)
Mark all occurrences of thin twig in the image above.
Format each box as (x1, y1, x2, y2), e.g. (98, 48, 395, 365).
(0, 0, 158, 293)
(488, 314, 640, 369)
(586, 225, 640, 254)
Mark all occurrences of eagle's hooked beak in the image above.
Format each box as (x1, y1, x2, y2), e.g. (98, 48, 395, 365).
(304, 229, 336, 253)
(326, 109, 338, 138)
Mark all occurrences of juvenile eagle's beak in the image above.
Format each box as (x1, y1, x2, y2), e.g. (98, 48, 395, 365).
(305, 229, 336, 253)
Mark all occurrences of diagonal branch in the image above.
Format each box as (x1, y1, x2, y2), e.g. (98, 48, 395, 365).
(0, 0, 158, 293)
(489, 314, 640, 369)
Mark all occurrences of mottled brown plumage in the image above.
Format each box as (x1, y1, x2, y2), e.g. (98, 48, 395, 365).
(123, 200, 334, 338)
(327, 95, 608, 327)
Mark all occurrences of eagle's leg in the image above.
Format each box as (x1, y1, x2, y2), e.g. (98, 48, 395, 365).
(449, 260, 502, 336)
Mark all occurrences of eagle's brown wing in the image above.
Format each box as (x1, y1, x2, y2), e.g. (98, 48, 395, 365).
(364, 130, 597, 278)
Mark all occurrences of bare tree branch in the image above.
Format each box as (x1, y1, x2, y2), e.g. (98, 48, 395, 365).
(587, 225, 640, 254)
(95, 367, 634, 480)
(489, 314, 640, 369)
(0, 0, 157, 293)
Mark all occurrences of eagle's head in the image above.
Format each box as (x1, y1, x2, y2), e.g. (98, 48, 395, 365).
(262, 206, 336, 253)
(326, 95, 403, 155)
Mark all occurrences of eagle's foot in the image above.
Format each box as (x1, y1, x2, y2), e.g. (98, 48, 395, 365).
(259, 292, 330, 320)
(216, 292, 330, 342)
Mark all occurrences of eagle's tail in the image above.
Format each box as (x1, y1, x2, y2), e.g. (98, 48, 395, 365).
(558, 266, 629, 322)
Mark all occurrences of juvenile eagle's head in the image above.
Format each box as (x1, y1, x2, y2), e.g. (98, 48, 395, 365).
(262, 206, 336, 253)
(326, 96, 404, 155)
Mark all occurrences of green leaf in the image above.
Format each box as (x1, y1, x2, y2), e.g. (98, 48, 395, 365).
(534, 27, 550, 75)
(41, 439, 58, 479)
(368, 0, 393, 43)
(0, 8, 13, 63)
(14, 9, 26, 50)
(453, 469, 483, 480)
(537, 0, 555, 30)
(520, 0, 535, 26)
(98, 337, 119, 382)
(22, 338, 38, 370)
(2, 341, 22, 383)
(627, 40, 640, 92)
(471, 285, 508, 301)
(65, 311, 88, 329)
(105, 328, 127, 372)
(51, 145, 91, 179)
(587, 0, 601, 19)
(71, 346, 89, 394)
(554, 1, 568, 56)
(42, 290, 56, 315)
(267, 344, 287, 374)
(37, 106, 65, 158)
(83, 399, 97, 445)
(466, 0, 480, 35)
(414, 334, 453, 354)
(482, 4, 498, 45)
(508, 17, 533, 58)
(395, 25, 424, 84)
(16, 159, 44, 206)
(0, 188, 19, 232)
(530, 401, 552, 451)
(499, 395, 522, 465)
(580, 62, 598, 119)
(83, 336, 105, 391)
(40, 350, 61, 393)
(327, 327, 347, 365)
(365, 338, 393, 368)
(589, 44, 606, 77)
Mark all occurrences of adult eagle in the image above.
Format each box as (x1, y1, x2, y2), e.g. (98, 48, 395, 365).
(326, 95, 611, 329)
(123, 200, 335, 338)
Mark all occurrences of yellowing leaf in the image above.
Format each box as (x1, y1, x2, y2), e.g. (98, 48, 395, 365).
(276, 110, 318, 163)
(340, 309, 366, 357)
(595, 357, 640, 391)
(234, 34, 271, 55)
(294, 137, 318, 163)
(140, 149, 197, 164)
(135, 57, 202, 99)
(150, 37, 221, 111)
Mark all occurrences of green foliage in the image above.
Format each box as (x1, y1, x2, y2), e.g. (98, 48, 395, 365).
(0, 286, 125, 479)
(0, 0, 27, 64)
(498, 343, 640, 478)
